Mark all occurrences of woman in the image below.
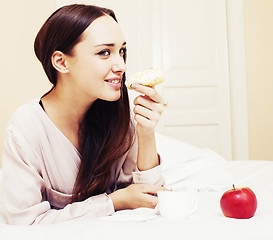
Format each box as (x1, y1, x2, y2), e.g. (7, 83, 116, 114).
(2, 4, 165, 225)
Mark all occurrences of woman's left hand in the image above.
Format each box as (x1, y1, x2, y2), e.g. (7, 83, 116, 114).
(131, 83, 166, 134)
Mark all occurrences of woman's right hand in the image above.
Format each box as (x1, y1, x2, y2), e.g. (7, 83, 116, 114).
(109, 184, 164, 211)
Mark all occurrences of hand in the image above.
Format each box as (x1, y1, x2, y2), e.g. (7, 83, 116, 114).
(131, 84, 166, 134)
(109, 184, 165, 211)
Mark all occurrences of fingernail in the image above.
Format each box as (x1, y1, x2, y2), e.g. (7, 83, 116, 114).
(130, 83, 137, 89)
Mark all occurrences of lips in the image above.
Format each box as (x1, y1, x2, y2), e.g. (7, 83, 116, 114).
(105, 78, 121, 84)
(105, 78, 122, 89)
(105, 77, 121, 83)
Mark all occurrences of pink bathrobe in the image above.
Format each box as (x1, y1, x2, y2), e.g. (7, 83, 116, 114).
(2, 99, 164, 225)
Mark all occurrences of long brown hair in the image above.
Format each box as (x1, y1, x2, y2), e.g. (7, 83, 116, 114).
(34, 4, 134, 202)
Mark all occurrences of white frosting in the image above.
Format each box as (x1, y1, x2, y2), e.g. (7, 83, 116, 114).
(125, 68, 164, 88)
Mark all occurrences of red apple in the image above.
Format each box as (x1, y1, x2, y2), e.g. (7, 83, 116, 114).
(220, 185, 257, 219)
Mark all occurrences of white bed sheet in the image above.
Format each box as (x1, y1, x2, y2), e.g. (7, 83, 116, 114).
(0, 133, 272, 240)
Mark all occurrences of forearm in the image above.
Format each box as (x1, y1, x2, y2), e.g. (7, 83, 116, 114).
(136, 126, 159, 171)
(130, 83, 165, 171)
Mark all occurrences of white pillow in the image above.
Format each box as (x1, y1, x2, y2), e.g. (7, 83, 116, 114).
(155, 132, 233, 191)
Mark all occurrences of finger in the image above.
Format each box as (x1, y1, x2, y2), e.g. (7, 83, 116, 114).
(142, 184, 165, 194)
(134, 114, 156, 129)
(134, 95, 165, 114)
(141, 194, 159, 208)
(131, 84, 163, 103)
(134, 105, 160, 122)
(134, 95, 155, 111)
(134, 105, 152, 120)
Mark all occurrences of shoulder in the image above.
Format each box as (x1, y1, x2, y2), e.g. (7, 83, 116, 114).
(7, 99, 43, 131)
(5, 99, 47, 143)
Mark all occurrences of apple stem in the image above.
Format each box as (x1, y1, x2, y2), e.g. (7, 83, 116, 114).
(233, 184, 235, 190)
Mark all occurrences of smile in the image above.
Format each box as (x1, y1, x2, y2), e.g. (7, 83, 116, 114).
(105, 79, 121, 84)
(105, 78, 122, 89)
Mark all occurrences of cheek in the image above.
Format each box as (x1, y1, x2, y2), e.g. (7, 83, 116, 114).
(86, 58, 110, 74)
(69, 55, 112, 84)
(81, 65, 108, 88)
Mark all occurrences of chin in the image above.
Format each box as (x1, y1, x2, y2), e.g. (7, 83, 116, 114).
(104, 93, 121, 102)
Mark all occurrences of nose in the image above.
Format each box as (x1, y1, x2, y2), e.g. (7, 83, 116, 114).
(112, 56, 127, 74)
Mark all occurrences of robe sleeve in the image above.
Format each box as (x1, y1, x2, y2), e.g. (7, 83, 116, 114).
(2, 128, 114, 225)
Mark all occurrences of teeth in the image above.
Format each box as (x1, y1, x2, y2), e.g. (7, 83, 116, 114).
(109, 80, 119, 83)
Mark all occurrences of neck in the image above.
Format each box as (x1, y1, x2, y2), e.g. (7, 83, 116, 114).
(43, 83, 96, 127)
(41, 81, 97, 150)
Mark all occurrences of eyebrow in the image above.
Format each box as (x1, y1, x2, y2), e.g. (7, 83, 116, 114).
(94, 41, 127, 47)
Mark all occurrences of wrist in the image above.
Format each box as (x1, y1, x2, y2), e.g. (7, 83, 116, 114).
(137, 154, 159, 171)
(136, 126, 155, 141)
(136, 124, 154, 137)
(136, 127, 159, 171)
(109, 189, 125, 211)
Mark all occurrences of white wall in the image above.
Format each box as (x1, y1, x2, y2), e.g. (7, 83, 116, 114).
(0, 0, 56, 167)
(243, 0, 273, 160)
(1, 0, 273, 167)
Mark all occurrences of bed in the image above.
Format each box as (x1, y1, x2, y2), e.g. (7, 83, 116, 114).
(0, 133, 272, 240)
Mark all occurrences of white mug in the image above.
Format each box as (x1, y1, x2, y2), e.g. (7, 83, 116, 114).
(157, 190, 198, 219)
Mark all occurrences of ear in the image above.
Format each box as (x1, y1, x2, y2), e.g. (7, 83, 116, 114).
(51, 50, 69, 73)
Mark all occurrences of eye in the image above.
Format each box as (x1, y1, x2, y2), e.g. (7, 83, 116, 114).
(119, 47, 127, 56)
(97, 49, 110, 57)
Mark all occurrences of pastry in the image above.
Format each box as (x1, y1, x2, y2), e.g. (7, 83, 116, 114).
(125, 68, 165, 89)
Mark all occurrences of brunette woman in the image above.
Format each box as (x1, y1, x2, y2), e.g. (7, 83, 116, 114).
(2, 4, 165, 225)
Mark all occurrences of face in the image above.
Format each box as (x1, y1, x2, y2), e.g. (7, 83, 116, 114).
(64, 15, 127, 103)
